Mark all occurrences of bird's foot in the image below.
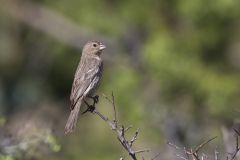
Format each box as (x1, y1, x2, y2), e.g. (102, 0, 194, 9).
(90, 95, 99, 104)
(82, 105, 95, 114)
(82, 99, 96, 114)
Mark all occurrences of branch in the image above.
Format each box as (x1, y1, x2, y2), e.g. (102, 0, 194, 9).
(168, 130, 240, 160)
(84, 92, 150, 160)
(168, 137, 217, 160)
(195, 136, 217, 153)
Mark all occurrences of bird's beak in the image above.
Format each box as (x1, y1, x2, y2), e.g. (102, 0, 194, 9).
(99, 44, 106, 50)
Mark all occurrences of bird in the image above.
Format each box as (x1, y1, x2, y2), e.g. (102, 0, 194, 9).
(64, 40, 106, 134)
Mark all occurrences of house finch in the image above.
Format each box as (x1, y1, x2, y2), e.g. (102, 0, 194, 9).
(65, 40, 106, 134)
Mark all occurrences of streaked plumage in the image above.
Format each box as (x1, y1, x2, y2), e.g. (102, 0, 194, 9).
(65, 40, 105, 134)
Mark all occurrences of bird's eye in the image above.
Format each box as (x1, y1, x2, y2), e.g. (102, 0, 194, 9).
(93, 43, 97, 47)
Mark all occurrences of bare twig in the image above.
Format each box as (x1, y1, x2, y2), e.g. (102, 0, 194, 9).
(168, 137, 217, 160)
(130, 129, 139, 147)
(125, 125, 133, 132)
(233, 128, 240, 136)
(184, 147, 190, 160)
(195, 137, 217, 153)
(168, 131, 240, 160)
(135, 149, 151, 154)
(84, 93, 151, 160)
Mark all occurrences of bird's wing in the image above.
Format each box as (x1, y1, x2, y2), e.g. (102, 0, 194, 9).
(69, 61, 100, 110)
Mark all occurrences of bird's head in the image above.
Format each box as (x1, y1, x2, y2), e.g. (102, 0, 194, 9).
(82, 40, 106, 57)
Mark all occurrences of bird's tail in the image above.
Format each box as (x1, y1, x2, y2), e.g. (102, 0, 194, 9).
(65, 99, 82, 134)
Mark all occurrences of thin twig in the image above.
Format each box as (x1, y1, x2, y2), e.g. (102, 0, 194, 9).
(168, 137, 217, 160)
(111, 91, 117, 125)
(135, 149, 151, 154)
(130, 129, 139, 147)
(195, 137, 217, 153)
(125, 125, 133, 132)
(233, 128, 240, 136)
(168, 132, 240, 160)
(84, 93, 151, 160)
(184, 147, 190, 160)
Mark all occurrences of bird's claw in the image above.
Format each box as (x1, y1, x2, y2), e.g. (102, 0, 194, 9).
(82, 95, 98, 115)
(82, 105, 95, 114)
(93, 95, 99, 104)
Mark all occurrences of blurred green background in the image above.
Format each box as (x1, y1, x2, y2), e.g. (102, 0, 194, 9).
(0, 0, 240, 159)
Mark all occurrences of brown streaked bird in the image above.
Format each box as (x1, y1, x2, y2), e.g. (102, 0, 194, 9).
(65, 40, 106, 134)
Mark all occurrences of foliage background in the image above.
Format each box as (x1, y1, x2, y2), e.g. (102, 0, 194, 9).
(0, 0, 240, 159)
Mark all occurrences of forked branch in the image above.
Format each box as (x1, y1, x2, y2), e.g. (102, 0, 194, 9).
(83, 92, 152, 160)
